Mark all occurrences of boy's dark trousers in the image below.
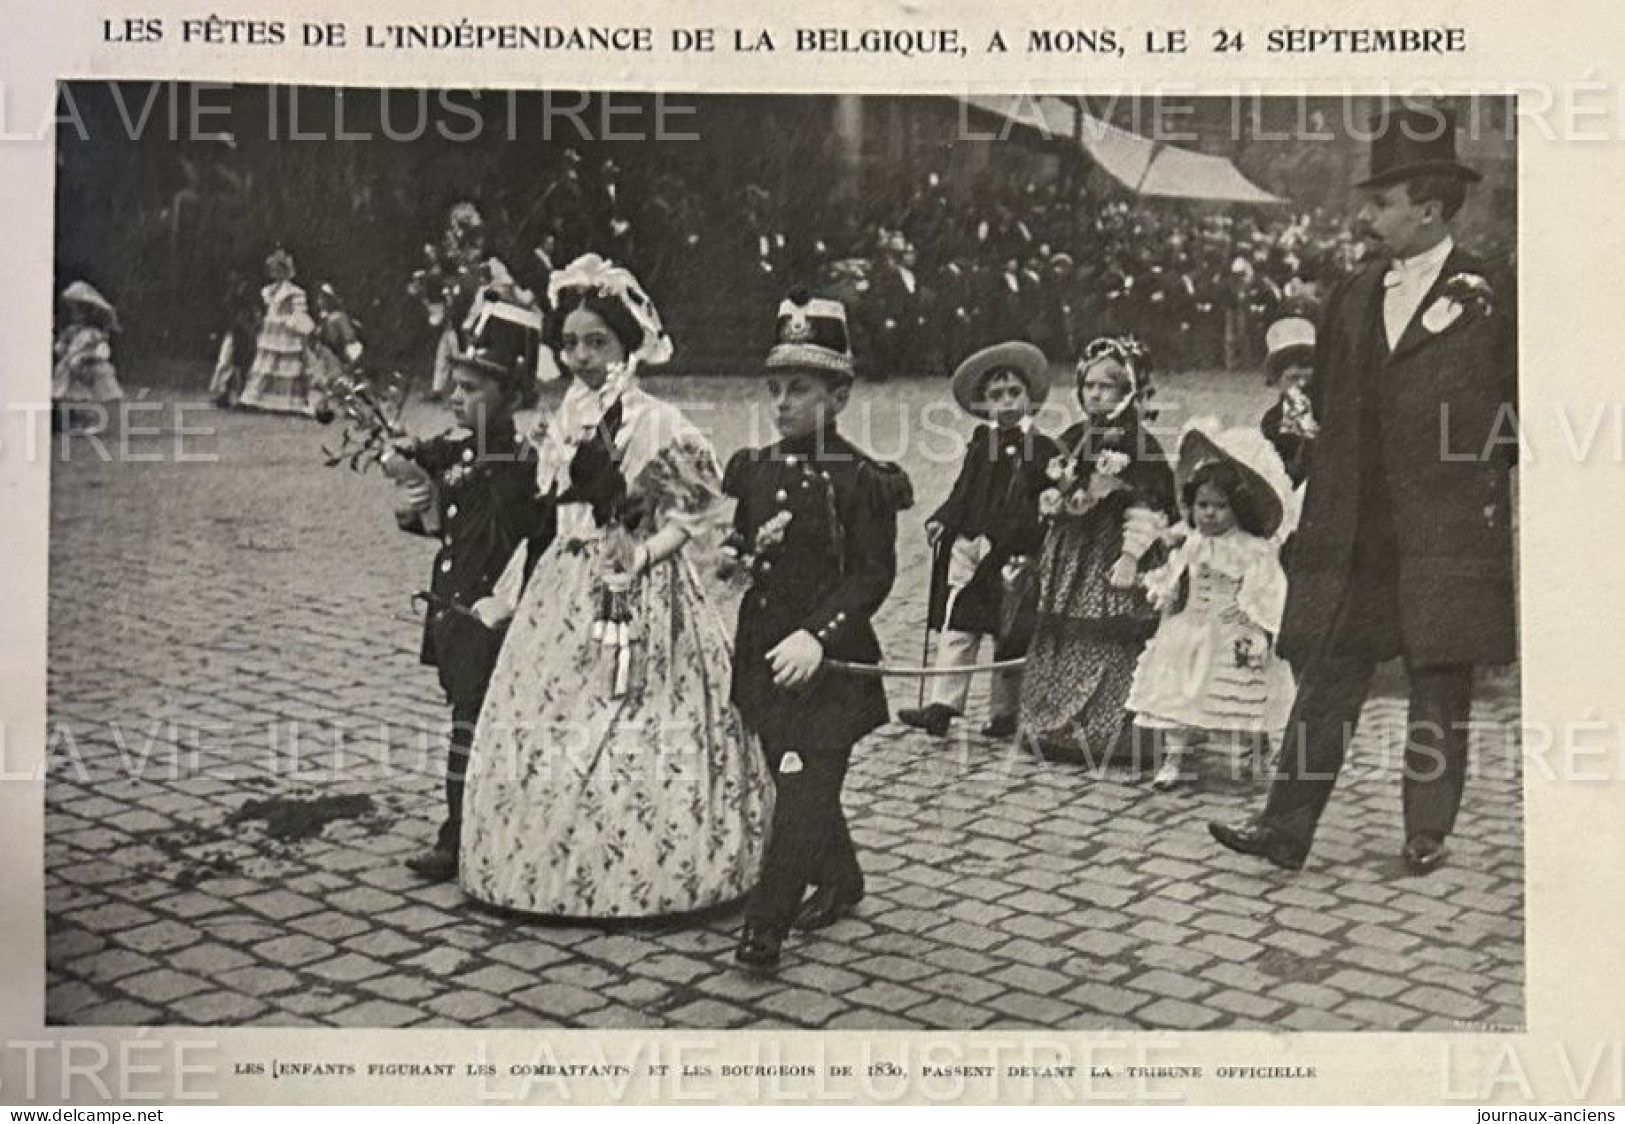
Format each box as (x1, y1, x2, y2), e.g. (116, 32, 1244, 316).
(435, 696, 483, 855)
(746, 741, 863, 930)
(428, 614, 503, 857)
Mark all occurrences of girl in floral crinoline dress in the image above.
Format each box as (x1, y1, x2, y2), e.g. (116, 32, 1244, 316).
(457, 254, 772, 919)
(1127, 419, 1298, 790)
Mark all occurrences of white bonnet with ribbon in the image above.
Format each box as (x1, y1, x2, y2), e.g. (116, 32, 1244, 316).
(547, 253, 674, 369)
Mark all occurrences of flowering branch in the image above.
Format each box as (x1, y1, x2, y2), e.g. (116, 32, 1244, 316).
(317, 368, 410, 473)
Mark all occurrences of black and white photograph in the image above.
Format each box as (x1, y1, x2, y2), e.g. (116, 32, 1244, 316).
(42, 85, 1521, 1035)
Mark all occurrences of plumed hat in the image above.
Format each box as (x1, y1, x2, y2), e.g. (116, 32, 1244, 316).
(764, 289, 854, 381)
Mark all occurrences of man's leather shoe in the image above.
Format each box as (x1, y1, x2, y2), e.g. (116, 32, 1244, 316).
(979, 714, 1018, 738)
(404, 846, 459, 882)
(1208, 820, 1307, 872)
(793, 881, 864, 932)
(734, 924, 785, 971)
(1403, 833, 1449, 875)
(898, 703, 955, 737)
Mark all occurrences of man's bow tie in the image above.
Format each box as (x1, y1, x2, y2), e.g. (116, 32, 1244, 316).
(1384, 257, 1433, 287)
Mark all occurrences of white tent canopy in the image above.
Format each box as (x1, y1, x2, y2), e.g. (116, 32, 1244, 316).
(961, 94, 1284, 205)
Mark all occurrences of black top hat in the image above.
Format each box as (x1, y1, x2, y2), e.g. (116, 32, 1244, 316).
(1357, 105, 1482, 188)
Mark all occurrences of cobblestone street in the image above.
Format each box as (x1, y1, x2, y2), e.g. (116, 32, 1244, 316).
(43, 374, 1525, 1032)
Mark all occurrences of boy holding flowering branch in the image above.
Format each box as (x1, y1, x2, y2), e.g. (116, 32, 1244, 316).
(897, 341, 1058, 739)
(389, 331, 554, 882)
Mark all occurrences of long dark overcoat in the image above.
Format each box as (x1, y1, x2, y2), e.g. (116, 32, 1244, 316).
(1278, 247, 1517, 668)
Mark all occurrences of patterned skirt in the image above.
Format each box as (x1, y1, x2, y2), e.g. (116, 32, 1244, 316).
(459, 521, 773, 918)
(1018, 513, 1159, 759)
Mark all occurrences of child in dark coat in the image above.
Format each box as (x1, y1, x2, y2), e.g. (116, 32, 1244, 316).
(1259, 308, 1320, 487)
(898, 341, 1058, 739)
(390, 330, 554, 881)
(726, 292, 909, 971)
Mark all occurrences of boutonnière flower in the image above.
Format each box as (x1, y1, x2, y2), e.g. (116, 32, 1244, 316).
(1422, 272, 1495, 336)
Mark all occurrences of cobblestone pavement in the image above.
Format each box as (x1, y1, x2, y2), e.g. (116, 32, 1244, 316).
(43, 376, 1525, 1031)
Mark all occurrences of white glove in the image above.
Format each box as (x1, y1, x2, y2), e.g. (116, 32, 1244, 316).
(470, 596, 513, 629)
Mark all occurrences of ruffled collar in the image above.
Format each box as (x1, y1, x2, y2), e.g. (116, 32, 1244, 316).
(1181, 527, 1268, 576)
(536, 375, 638, 493)
(559, 367, 636, 432)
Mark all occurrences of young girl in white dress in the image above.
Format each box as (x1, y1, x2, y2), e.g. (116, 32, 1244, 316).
(1127, 420, 1297, 790)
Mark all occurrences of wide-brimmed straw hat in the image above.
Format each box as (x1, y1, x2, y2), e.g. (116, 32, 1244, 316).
(949, 341, 1049, 417)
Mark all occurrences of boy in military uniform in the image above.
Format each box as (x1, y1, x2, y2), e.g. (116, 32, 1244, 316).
(725, 292, 910, 970)
(392, 316, 555, 881)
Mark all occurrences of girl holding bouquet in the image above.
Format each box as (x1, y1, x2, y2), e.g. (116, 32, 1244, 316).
(458, 254, 772, 918)
(1018, 337, 1176, 762)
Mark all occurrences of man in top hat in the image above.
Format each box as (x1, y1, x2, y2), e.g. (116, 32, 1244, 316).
(392, 312, 555, 881)
(1211, 103, 1516, 875)
(899, 342, 1059, 739)
(726, 291, 911, 970)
